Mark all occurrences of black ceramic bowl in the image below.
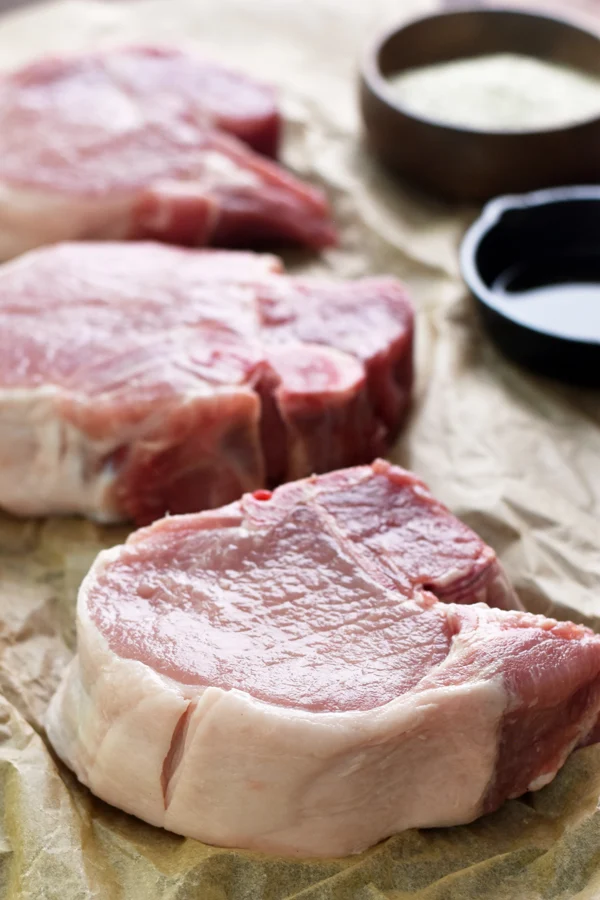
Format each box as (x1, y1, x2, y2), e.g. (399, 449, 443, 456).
(460, 185, 600, 386)
(360, 8, 600, 202)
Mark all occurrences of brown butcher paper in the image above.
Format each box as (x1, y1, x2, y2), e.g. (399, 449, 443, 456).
(1, 0, 600, 896)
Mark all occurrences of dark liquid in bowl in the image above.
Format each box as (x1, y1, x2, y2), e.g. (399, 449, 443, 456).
(490, 254, 600, 342)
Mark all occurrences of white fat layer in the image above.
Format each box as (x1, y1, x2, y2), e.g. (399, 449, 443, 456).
(0, 386, 123, 521)
(0, 180, 134, 261)
(0, 153, 259, 260)
(46, 549, 509, 858)
(0, 383, 262, 522)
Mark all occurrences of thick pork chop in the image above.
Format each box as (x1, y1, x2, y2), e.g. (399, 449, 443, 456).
(0, 242, 413, 523)
(0, 47, 336, 259)
(47, 461, 600, 857)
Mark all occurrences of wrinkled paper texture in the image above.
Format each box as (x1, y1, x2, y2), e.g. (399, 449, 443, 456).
(1, 0, 600, 896)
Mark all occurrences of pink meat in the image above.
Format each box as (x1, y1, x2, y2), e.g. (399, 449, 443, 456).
(46, 462, 600, 857)
(91, 461, 522, 706)
(0, 242, 412, 524)
(0, 47, 336, 259)
(258, 345, 386, 484)
(421, 606, 600, 808)
(259, 278, 414, 433)
(90, 509, 455, 712)
(240, 460, 519, 609)
(131, 130, 336, 250)
(102, 46, 281, 157)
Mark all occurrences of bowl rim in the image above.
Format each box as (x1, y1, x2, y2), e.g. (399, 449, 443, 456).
(459, 184, 600, 347)
(360, 5, 600, 139)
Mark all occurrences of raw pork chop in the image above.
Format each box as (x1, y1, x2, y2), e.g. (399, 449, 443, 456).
(46, 461, 600, 858)
(0, 46, 336, 260)
(0, 242, 413, 524)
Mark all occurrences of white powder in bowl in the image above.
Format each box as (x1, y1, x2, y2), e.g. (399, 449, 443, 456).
(385, 53, 600, 132)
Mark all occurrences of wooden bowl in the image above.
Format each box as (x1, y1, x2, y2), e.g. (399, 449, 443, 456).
(359, 8, 600, 203)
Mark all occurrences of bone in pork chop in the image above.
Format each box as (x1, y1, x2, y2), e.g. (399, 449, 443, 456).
(0, 46, 336, 259)
(0, 241, 413, 523)
(46, 460, 600, 857)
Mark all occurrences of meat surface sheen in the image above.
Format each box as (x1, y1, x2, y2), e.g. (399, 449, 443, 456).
(240, 461, 519, 610)
(0, 46, 336, 259)
(46, 462, 599, 860)
(0, 242, 413, 523)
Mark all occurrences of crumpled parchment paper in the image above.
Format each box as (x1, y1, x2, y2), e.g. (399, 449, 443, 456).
(1, 0, 600, 896)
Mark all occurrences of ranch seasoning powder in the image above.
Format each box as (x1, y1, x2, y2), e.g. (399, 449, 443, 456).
(386, 53, 600, 131)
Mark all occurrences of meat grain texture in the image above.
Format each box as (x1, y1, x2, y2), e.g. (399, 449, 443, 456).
(46, 461, 600, 858)
(0, 45, 336, 259)
(0, 241, 413, 524)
